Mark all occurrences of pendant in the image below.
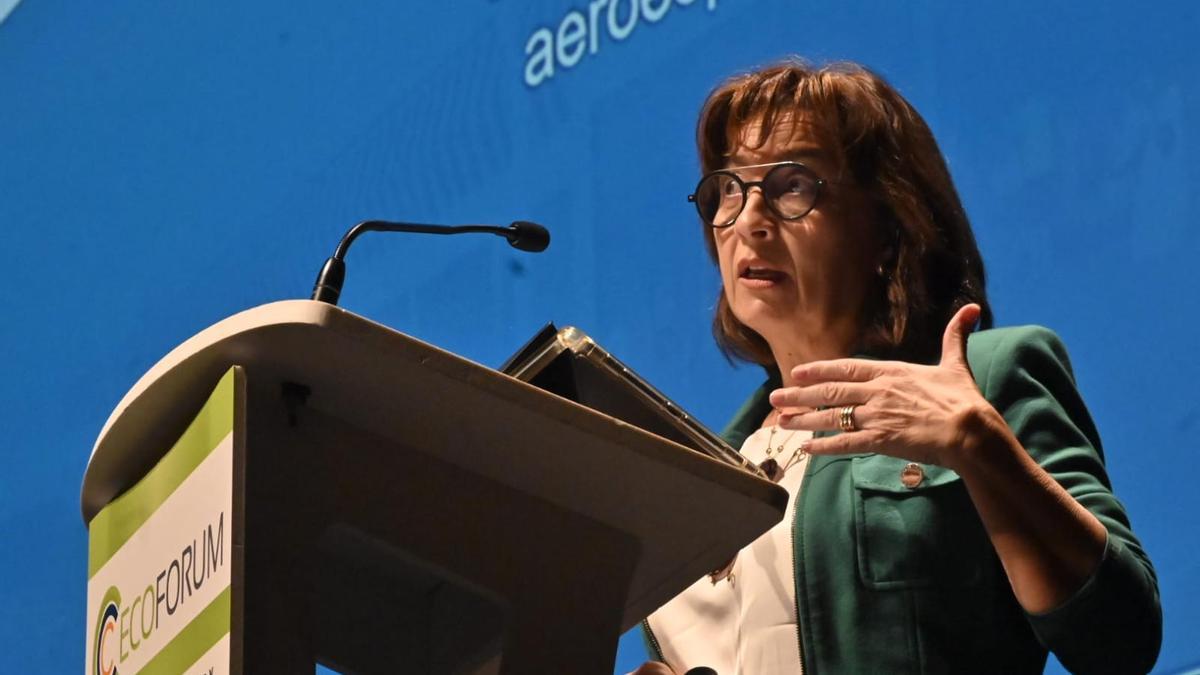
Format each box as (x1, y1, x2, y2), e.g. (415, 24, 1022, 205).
(759, 457, 783, 482)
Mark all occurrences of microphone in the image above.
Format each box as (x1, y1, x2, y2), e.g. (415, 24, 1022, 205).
(504, 220, 551, 252)
(310, 219, 550, 305)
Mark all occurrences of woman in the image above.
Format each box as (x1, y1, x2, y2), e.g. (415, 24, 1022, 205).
(635, 61, 1160, 674)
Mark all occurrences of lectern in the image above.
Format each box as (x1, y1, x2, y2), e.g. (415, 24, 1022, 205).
(82, 301, 787, 674)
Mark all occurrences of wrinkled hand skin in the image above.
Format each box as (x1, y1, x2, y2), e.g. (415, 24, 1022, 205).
(772, 303, 1003, 471)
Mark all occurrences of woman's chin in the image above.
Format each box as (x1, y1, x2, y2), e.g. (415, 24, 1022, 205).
(734, 303, 799, 335)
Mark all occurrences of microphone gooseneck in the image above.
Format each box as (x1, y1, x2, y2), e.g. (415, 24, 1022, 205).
(310, 219, 550, 305)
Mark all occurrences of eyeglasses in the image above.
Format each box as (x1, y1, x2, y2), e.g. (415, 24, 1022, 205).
(688, 161, 829, 228)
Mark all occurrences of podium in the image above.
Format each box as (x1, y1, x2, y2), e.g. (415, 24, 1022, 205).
(82, 301, 787, 674)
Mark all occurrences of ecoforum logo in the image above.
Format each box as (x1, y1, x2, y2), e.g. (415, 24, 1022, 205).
(88, 512, 227, 672)
(93, 586, 121, 675)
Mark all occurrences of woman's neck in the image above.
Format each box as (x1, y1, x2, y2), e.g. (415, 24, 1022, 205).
(766, 317, 860, 387)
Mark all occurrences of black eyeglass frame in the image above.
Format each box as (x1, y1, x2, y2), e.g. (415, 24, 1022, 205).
(687, 161, 831, 228)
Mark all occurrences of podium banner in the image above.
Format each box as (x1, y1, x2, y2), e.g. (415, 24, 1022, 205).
(85, 369, 237, 675)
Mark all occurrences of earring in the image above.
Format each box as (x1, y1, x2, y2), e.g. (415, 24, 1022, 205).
(877, 245, 896, 281)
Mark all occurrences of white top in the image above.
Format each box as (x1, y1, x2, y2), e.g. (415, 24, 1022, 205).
(646, 426, 813, 674)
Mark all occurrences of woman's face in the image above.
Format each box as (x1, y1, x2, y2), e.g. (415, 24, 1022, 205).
(712, 116, 881, 358)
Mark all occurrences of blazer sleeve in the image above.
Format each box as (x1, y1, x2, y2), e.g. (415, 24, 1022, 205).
(973, 326, 1162, 674)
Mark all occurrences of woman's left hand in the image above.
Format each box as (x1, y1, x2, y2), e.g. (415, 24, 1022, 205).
(772, 303, 1001, 471)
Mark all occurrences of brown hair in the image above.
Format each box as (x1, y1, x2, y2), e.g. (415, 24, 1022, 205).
(698, 59, 992, 366)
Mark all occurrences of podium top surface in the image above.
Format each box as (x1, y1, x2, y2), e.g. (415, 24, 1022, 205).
(85, 300, 333, 511)
(84, 300, 787, 628)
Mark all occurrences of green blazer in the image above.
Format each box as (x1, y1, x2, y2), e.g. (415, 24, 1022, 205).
(643, 326, 1160, 674)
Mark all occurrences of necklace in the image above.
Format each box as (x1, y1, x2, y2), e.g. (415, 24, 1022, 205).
(759, 411, 808, 482)
(709, 415, 809, 586)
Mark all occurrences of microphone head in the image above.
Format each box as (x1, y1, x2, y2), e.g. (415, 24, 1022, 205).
(506, 221, 550, 252)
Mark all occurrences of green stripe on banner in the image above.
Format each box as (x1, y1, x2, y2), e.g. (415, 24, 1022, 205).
(140, 585, 232, 675)
(88, 368, 236, 577)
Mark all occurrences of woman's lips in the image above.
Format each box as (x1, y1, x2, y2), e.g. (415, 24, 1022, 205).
(739, 267, 788, 288)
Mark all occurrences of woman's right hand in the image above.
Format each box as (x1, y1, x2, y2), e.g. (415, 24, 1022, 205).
(626, 661, 676, 675)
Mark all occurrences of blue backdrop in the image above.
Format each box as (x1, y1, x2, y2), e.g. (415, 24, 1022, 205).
(1, 1, 1196, 672)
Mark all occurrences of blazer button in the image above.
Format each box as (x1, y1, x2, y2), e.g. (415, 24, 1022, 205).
(900, 462, 924, 488)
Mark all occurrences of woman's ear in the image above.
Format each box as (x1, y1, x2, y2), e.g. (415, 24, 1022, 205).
(874, 210, 901, 279)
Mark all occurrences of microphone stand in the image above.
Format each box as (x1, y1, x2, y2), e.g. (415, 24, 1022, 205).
(310, 219, 549, 305)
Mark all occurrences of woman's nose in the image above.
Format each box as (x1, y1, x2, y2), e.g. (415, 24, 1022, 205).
(734, 186, 775, 239)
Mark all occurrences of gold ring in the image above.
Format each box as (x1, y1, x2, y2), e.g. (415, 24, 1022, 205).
(839, 405, 858, 432)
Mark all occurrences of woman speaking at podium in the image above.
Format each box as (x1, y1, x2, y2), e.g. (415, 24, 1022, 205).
(635, 61, 1160, 674)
